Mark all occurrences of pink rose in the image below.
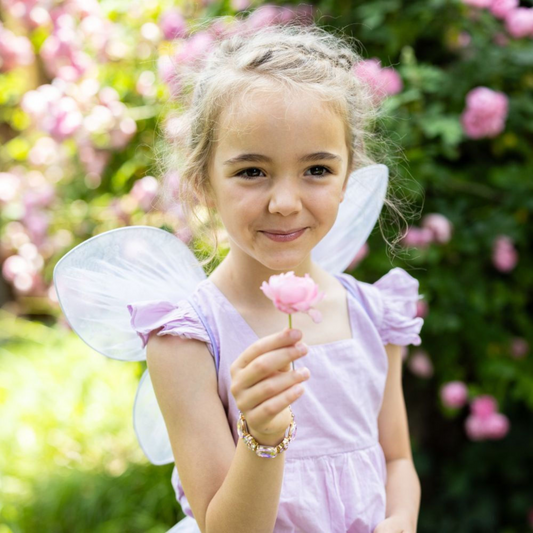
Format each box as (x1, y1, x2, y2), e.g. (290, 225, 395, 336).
(505, 8, 533, 39)
(421, 213, 453, 244)
(400, 226, 434, 248)
(159, 9, 187, 40)
(483, 412, 510, 439)
(492, 235, 518, 272)
(465, 412, 510, 441)
(408, 350, 434, 378)
(461, 87, 509, 139)
(440, 381, 469, 409)
(353, 59, 403, 105)
(416, 299, 428, 318)
(260, 271, 325, 324)
(490, 0, 518, 20)
(470, 394, 498, 418)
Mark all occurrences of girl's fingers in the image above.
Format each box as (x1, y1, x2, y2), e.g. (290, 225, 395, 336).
(245, 383, 306, 431)
(231, 328, 302, 373)
(236, 343, 308, 391)
(237, 367, 311, 412)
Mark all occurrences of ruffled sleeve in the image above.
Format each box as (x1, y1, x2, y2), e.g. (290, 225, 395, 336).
(126, 299, 212, 352)
(372, 267, 424, 346)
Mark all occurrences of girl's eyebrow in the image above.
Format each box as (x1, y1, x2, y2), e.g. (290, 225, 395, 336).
(223, 152, 342, 166)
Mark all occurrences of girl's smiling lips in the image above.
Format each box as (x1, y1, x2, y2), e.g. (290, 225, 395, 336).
(260, 228, 308, 242)
(260, 227, 308, 235)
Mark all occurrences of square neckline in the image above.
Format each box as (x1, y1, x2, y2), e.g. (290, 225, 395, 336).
(203, 274, 358, 349)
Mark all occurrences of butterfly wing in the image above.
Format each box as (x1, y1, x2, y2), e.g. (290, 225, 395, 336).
(53, 226, 206, 464)
(312, 164, 388, 273)
(53, 225, 206, 362)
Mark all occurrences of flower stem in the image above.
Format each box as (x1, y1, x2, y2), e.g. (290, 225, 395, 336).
(289, 314, 294, 371)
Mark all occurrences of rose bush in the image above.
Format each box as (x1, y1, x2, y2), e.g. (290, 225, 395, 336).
(1, 0, 532, 531)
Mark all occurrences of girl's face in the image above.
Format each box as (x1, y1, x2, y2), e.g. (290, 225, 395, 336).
(206, 86, 350, 273)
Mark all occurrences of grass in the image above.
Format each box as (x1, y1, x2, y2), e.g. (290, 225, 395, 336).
(0, 310, 184, 532)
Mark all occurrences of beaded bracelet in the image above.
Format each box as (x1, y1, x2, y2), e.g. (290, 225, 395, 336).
(237, 406, 297, 459)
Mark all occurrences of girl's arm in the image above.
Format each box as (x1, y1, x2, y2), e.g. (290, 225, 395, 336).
(376, 343, 421, 532)
(146, 333, 293, 533)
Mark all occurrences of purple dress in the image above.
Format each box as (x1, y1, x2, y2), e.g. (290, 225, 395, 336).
(128, 267, 424, 533)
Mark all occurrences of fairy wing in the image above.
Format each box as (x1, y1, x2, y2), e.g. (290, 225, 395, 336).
(53, 226, 206, 465)
(312, 164, 388, 273)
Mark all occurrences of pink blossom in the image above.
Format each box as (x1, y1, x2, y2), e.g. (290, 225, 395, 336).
(22, 210, 50, 246)
(421, 213, 453, 244)
(466, 412, 510, 441)
(130, 176, 159, 211)
(483, 412, 510, 439)
(40, 21, 92, 81)
(0, 25, 34, 72)
(23, 185, 55, 210)
(400, 226, 434, 248)
(0, 172, 21, 203)
(21, 84, 63, 124)
(159, 9, 187, 40)
(408, 350, 434, 378)
(470, 394, 498, 418)
(175, 31, 214, 64)
(260, 271, 326, 324)
(43, 96, 83, 141)
(440, 381, 469, 409)
(2, 0, 50, 29)
(245, 5, 285, 30)
(462, 0, 492, 7)
(492, 234, 518, 272)
(353, 59, 403, 105)
(490, 0, 518, 19)
(346, 242, 369, 271)
(416, 299, 428, 318)
(510, 337, 529, 359)
(461, 87, 509, 139)
(2, 254, 33, 283)
(465, 414, 488, 440)
(505, 8, 533, 39)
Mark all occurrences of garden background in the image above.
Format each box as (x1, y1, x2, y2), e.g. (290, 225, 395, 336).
(1, 0, 532, 531)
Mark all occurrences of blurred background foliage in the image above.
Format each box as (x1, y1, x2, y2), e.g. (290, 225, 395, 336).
(0, 0, 532, 531)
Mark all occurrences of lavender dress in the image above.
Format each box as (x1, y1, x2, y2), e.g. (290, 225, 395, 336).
(128, 267, 424, 533)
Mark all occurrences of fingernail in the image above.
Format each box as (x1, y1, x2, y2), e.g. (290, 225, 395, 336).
(297, 367, 310, 378)
(290, 329, 301, 340)
(296, 342, 307, 354)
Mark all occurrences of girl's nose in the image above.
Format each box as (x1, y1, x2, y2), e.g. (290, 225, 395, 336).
(267, 179, 302, 216)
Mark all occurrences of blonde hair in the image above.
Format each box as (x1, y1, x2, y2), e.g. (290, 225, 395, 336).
(157, 20, 411, 270)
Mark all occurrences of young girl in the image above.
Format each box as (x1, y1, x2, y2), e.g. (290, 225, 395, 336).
(55, 22, 424, 533)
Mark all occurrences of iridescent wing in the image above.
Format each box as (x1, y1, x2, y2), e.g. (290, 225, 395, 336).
(53, 226, 206, 464)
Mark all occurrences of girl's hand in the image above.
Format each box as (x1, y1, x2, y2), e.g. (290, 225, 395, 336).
(373, 516, 415, 533)
(230, 328, 310, 446)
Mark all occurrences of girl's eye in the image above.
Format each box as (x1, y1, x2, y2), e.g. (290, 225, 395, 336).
(235, 166, 332, 179)
(236, 168, 264, 179)
(306, 166, 332, 177)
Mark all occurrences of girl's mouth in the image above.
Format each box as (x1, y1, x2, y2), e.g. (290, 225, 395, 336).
(260, 228, 307, 242)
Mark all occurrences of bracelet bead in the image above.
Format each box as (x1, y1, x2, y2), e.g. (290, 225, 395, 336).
(237, 406, 297, 458)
